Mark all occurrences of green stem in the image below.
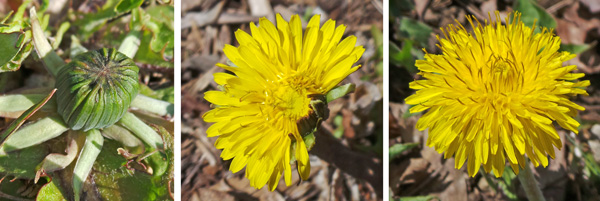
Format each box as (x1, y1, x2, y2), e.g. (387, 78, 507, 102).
(517, 159, 546, 201)
(29, 8, 65, 76)
(102, 124, 145, 154)
(131, 94, 174, 117)
(118, 30, 142, 58)
(119, 112, 164, 149)
(73, 129, 103, 201)
(35, 130, 80, 183)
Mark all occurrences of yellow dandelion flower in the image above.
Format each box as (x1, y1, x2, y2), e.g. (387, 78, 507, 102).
(406, 11, 589, 177)
(203, 14, 364, 190)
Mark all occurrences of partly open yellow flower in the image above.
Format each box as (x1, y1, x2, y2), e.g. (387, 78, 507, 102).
(406, 11, 589, 177)
(203, 14, 364, 190)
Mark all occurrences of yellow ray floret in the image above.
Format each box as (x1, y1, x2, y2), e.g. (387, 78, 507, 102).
(203, 14, 364, 190)
(406, 11, 588, 177)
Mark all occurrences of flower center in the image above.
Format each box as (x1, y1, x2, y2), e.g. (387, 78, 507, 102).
(271, 83, 311, 121)
(466, 56, 524, 110)
(493, 59, 510, 74)
(481, 56, 522, 94)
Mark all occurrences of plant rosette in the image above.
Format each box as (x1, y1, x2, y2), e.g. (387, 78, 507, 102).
(0, 7, 174, 201)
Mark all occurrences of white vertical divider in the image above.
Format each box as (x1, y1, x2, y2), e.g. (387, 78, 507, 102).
(174, 0, 182, 199)
(383, 0, 390, 200)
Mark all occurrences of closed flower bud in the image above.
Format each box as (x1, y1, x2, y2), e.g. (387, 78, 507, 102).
(55, 48, 139, 131)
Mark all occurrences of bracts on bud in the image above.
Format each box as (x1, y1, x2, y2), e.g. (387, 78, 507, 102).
(55, 48, 139, 131)
(296, 94, 329, 151)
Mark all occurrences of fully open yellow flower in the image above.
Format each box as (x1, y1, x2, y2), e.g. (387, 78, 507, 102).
(406, 11, 589, 177)
(203, 14, 364, 190)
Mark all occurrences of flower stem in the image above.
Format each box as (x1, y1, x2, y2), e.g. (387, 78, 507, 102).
(30, 8, 66, 77)
(119, 112, 164, 150)
(118, 30, 141, 58)
(131, 94, 174, 117)
(517, 159, 546, 201)
(73, 129, 103, 201)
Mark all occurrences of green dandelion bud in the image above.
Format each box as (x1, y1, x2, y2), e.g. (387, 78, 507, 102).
(55, 48, 139, 131)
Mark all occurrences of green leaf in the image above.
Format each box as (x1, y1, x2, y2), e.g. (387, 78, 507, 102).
(73, 129, 104, 201)
(146, 126, 172, 178)
(73, 0, 121, 40)
(134, 30, 174, 68)
(0, 32, 25, 71)
(0, 93, 49, 118)
(130, 5, 174, 67)
(115, 0, 144, 14)
(333, 115, 344, 138)
(303, 132, 316, 151)
(52, 22, 70, 50)
(0, 117, 68, 154)
(92, 139, 172, 200)
(514, 0, 557, 30)
(393, 195, 437, 201)
(0, 89, 56, 150)
(146, 5, 174, 28)
(375, 60, 383, 77)
(326, 83, 355, 103)
(149, 22, 174, 56)
(35, 131, 81, 183)
(10, 0, 32, 24)
(0, 141, 49, 179)
(139, 84, 175, 104)
(371, 25, 383, 58)
(37, 0, 50, 14)
(584, 152, 600, 176)
(37, 132, 173, 200)
(154, 87, 175, 103)
(389, 143, 419, 159)
(560, 43, 592, 54)
(0, 42, 32, 72)
(498, 169, 518, 200)
(37, 177, 68, 201)
(0, 2, 34, 74)
(390, 40, 419, 74)
(398, 18, 432, 46)
(402, 104, 424, 118)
